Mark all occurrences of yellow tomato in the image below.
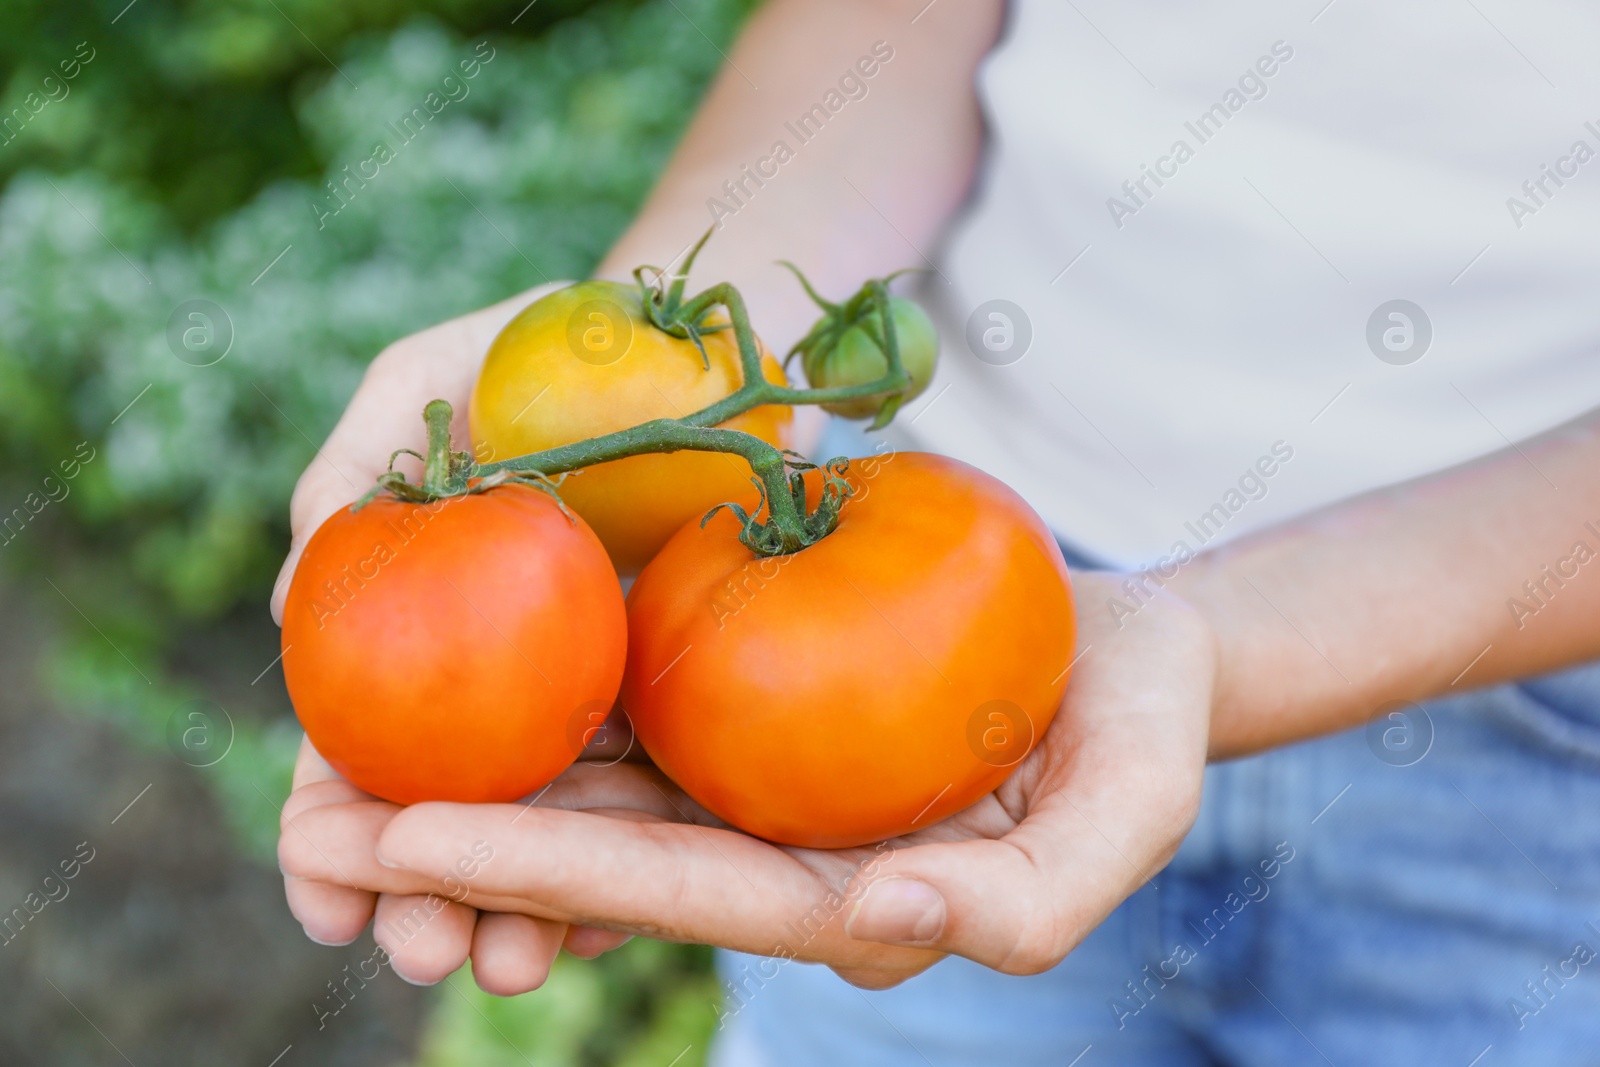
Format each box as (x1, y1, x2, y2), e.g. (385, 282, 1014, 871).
(470, 281, 795, 574)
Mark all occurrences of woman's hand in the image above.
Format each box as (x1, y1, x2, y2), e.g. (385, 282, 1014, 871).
(278, 572, 1215, 990)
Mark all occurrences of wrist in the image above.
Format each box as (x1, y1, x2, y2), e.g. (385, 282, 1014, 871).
(1160, 548, 1342, 760)
(1069, 568, 1220, 755)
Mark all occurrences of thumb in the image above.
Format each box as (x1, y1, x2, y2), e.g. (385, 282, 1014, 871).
(841, 830, 1120, 977)
(270, 460, 366, 627)
(844, 876, 947, 944)
(271, 469, 362, 626)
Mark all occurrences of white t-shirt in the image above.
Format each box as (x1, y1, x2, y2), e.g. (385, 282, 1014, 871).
(903, 0, 1600, 568)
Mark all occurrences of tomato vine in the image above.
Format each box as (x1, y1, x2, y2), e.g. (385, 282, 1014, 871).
(365, 234, 924, 557)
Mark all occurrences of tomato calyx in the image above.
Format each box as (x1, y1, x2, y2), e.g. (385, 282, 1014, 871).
(632, 228, 730, 370)
(704, 453, 856, 556)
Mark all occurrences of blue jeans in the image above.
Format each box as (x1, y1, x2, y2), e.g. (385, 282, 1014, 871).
(710, 425, 1600, 1066)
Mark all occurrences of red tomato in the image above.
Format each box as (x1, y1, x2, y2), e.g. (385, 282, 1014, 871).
(281, 484, 626, 805)
(621, 451, 1076, 848)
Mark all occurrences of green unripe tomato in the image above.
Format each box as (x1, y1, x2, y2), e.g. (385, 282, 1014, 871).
(803, 297, 939, 419)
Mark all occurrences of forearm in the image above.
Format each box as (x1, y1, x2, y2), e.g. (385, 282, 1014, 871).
(596, 0, 1004, 356)
(1166, 408, 1600, 758)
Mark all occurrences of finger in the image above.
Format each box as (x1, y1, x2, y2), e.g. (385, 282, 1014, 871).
(829, 962, 936, 991)
(283, 736, 378, 944)
(270, 284, 567, 624)
(374, 893, 477, 986)
(280, 800, 441, 896)
(373, 802, 939, 975)
(470, 912, 567, 996)
(563, 926, 632, 959)
(286, 878, 376, 946)
(282, 762, 710, 934)
(282, 800, 561, 914)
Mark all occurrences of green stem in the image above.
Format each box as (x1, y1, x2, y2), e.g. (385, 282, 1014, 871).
(421, 399, 456, 496)
(485, 420, 806, 547)
(390, 264, 920, 556)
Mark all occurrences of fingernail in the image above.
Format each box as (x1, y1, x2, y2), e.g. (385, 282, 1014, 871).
(375, 851, 402, 869)
(302, 926, 357, 948)
(391, 968, 441, 987)
(846, 878, 946, 944)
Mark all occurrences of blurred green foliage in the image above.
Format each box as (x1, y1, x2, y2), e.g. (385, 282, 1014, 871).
(419, 944, 721, 1067)
(0, 0, 755, 1060)
(0, 0, 608, 228)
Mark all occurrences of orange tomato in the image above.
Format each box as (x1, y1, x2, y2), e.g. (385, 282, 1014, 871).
(621, 451, 1076, 848)
(470, 281, 795, 574)
(281, 484, 626, 805)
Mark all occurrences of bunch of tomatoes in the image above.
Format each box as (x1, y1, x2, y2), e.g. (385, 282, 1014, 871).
(281, 268, 1076, 849)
